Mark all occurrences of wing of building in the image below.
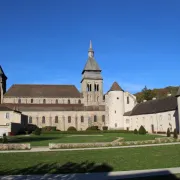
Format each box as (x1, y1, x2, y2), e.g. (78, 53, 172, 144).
(0, 41, 180, 135)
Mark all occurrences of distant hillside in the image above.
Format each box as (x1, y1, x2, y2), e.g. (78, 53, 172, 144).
(134, 86, 179, 103)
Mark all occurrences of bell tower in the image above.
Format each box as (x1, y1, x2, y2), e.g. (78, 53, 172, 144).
(0, 66, 7, 104)
(81, 41, 103, 106)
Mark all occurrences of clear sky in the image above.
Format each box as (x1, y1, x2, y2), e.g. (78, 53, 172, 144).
(0, 0, 180, 94)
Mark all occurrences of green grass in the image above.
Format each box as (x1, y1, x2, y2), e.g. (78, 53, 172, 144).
(7, 133, 162, 146)
(1, 144, 180, 175)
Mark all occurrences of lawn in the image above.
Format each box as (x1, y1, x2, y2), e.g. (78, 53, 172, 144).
(7, 133, 162, 146)
(0, 144, 180, 175)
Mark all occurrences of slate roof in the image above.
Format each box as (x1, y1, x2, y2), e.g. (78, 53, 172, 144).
(109, 82, 124, 92)
(5, 104, 105, 112)
(4, 84, 81, 98)
(82, 57, 101, 74)
(124, 96, 177, 116)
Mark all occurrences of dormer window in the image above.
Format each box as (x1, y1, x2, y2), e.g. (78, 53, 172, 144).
(31, 99, 33, 103)
(43, 99, 46, 104)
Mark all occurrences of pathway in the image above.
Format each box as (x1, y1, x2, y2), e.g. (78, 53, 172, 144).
(0, 142, 180, 153)
(1, 167, 180, 179)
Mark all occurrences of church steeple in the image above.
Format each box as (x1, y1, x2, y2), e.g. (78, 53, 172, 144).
(81, 41, 103, 106)
(88, 40, 94, 58)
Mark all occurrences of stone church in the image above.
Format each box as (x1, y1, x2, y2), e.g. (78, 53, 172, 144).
(0, 41, 180, 135)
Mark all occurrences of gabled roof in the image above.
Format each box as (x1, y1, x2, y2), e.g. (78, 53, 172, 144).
(4, 84, 81, 98)
(82, 57, 101, 74)
(109, 82, 124, 92)
(124, 96, 177, 116)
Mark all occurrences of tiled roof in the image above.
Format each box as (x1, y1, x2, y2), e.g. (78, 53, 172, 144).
(4, 104, 105, 112)
(109, 82, 123, 92)
(124, 96, 177, 116)
(4, 84, 81, 98)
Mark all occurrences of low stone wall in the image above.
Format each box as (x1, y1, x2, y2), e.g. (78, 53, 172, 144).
(0, 144, 31, 150)
(49, 137, 180, 149)
(49, 137, 124, 149)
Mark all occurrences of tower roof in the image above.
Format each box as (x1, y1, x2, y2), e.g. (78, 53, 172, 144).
(109, 82, 124, 92)
(0, 66, 7, 79)
(82, 41, 101, 74)
(176, 86, 180, 97)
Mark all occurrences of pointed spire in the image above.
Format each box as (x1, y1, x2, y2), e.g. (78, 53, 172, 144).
(0, 66, 7, 79)
(88, 40, 94, 57)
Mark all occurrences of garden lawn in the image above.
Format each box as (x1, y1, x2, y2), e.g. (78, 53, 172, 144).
(7, 133, 162, 146)
(0, 145, 180, 175)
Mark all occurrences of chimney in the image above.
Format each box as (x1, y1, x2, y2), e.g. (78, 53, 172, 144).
(143, 100, 147, 102)
(167, 93, 171, 97)
(152, 97, 156, 100)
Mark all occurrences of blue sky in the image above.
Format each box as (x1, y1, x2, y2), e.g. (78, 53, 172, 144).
(0, 0, 180, 93)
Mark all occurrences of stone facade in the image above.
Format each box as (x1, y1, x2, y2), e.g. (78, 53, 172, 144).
(0, 41, 180, 134)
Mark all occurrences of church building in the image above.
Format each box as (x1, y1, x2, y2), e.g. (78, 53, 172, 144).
(0, 41, 180, 135)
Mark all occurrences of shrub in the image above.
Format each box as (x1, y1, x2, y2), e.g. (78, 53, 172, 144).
(2, 133, 8, 143)
(67, 126, 77, 131)
(42, 126, 57, 132)
(33, 128, 41, 135)
(167, 128, 171, 137)
(86, 126, 100, 131)
(138, 126, 146, 135)
(134, 129, 138, 134)
(102, 126, 108, 131)
(24, 124, 38, 134)
(173, 128, 178, 139)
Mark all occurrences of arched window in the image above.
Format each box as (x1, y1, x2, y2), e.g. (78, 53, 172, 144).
(6, 113, 10, 119)
(18, 98, 21, 104)
(31, 99, 33, 103)
(102, 115, 105, 122)
(97, 84, 99, 91)
(89, 84, 92, 91)
(55, 116, 58, 123)
(68, 99, 70, 104)
(43, 99, 46, 104)
(78, 99, 81, 104)
(68, 116, 71, 123)
(94, 115, 97, 122)
(42, 116, 45, 124)
(55, 99, 58, 104)
(94, 84, 97, 91)
(81, 116, 84, 123)
(127, 96, 129, 104)
(29, 116, 32, 123)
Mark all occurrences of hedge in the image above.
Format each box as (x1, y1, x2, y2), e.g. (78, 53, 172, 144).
(42, 129, 134, 134)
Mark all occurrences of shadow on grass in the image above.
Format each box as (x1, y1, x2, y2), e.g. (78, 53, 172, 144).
(0, 161, 113, 175)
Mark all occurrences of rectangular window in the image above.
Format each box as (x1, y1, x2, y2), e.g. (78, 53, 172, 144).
(6, 113, 10, 119)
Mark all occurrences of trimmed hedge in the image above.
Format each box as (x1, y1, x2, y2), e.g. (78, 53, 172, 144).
(32, 128, 41, 135)
(167, 128, 171, 137)
(67, 126, 77, 131)
(102, 126, 108, 131)
(42, 126, 57, 132)
(42, 129, 134, 134)
(86, 126, 100, 131)
(134, 129, 138, 134)
(139, 126, 147, 135)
